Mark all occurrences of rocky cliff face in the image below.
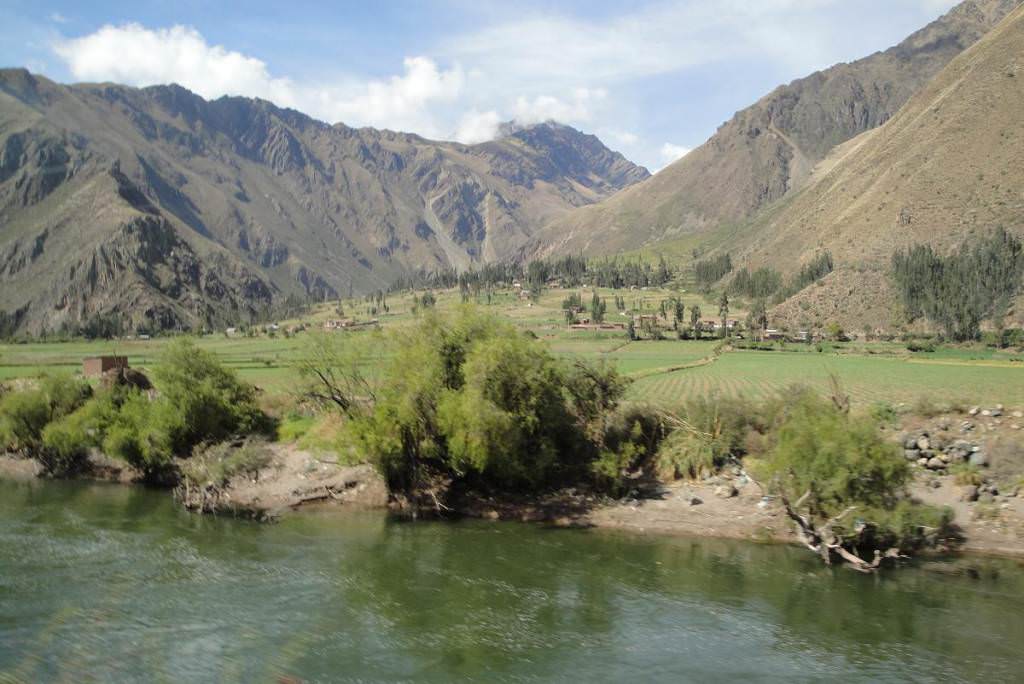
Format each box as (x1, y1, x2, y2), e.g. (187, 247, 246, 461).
(0, 71, 647, 333)
(533, 0, 1019, 258)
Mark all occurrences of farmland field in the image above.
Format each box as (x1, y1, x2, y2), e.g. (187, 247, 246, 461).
(627, 349, 1024, 408)
(3, 285, 1024, 410)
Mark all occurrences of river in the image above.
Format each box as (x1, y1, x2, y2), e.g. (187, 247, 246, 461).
(1, 479, 1022, 682)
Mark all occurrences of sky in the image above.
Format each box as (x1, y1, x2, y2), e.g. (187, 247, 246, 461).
(0, 0, 961, 171)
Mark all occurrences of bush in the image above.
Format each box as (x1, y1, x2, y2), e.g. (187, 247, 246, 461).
(753, 393, 948, 551)
(151, 339, 270, 455)
(181, 440, 274, 489)
(0, 374, 92, 458)
(330, 309, 635, 497)
(2, 341, 269, 480)
(655, 395, 766, 480)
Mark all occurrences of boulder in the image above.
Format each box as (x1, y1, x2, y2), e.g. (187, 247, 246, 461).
(926, 457, 946, 470)
(714, 484, 738, 499)
(689, 496, 703, 506)
(968, 407, 980, 416)
(960, 485, 979, 502)
(916, 436, 931, 451)
(904, 449, 921, 461)
(969, 451, 989, 467)
(903, 435, 919, 450)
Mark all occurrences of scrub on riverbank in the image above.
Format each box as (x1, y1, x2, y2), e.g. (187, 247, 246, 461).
(3, 445, 1023, 559)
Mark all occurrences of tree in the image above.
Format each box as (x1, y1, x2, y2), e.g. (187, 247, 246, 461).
(751, 391, 951, 572)
(590, 291, 607, 324)
(751, 298, 768, 341)
(689, 305, 702, 339)
(674, 299, 685, 331)
(891, 229, 1023, 341)
(344, 310, 635, 502)
(626, 317, 636, 341)
(718, 292, 730, 339)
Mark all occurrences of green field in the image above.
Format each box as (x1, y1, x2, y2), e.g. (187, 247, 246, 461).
(3, 285, 1023, 411)
(628, 349, 1024, 408)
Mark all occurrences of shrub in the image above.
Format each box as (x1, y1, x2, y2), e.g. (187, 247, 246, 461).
(655, 395, 765, 480)
(277, 414, 316, 442)
(0, 374, 92, 456)
(753, 393, 948, 552)
(180, 440, 274, 489)
(334, 309, 635, 497)
(151, 339, 270, 454)
(950, 463, 983, 486)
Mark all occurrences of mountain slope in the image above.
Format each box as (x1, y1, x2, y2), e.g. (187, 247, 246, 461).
(533, 0, 1019, 258)
(738, 3, 1024, 330)
(0, 72, 647, 332)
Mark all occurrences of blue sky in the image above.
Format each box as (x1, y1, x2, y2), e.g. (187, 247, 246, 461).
(0, 0, 959, 170)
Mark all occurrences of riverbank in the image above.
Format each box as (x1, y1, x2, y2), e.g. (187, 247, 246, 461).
(5, 444, 1023, 560)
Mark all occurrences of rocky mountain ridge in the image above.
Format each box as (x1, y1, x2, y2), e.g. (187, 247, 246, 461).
(0, 70, 647, 332)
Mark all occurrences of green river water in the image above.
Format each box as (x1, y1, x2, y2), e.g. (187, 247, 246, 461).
(1, 479, 1023, 683)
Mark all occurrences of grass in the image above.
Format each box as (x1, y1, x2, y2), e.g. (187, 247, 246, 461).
(4, 285, 1024, 412)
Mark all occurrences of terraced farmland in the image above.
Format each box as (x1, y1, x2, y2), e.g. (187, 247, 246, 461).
(627, 350, 1024, 408)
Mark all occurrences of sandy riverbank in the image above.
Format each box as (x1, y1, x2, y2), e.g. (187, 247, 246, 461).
(3, 449, 1022, 559)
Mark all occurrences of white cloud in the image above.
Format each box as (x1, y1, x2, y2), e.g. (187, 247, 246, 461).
(608, 130, 638, 146)
(657, 143, 692, 170)
(52, 24, 464, 136)
(49, 12, 68, 24)
(454, 109, 502, 144)
(443, 1, 844, 94)
(512, 88, 606, 125)
(322, 57, 464, 134)
(54, 24, 296, 102)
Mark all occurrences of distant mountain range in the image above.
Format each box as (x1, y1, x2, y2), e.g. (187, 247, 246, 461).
(1, 0, 1022, 335)
(0, 72, 646, 333)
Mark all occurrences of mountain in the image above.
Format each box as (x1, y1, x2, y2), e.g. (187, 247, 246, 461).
(731, 3, 1024, 330)
(0, 72, 647, 333)
(531, 0, 1019, 258)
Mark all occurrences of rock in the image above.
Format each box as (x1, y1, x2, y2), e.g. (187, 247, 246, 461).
(930, 479, 942, 489)
(916, 436, 931, 451)
(917, 457, 929, 467)
(903, 435, 919, 450)
(939, 453, 950, 463)
(904, 449, 921, 461)
(689, 496, 703, 506)
(969, 407, 980, 416)
(960, 485, 979, 502)
(926, 457, 946, 470)
(981, 409, 992, 417)
(714, 484, 738, 499)
(1012, 411, 1023, 419)
(969, 451, 989, 467)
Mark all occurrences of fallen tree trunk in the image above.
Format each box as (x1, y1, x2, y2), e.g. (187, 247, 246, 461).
(779, 490, 905, 573)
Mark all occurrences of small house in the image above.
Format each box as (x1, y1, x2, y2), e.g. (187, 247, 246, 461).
(83, 355, 128, 378)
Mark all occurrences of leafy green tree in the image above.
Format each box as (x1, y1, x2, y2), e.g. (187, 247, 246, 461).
(340, 310, 635, 498)
(892, 229, 1023, 340)
(689, 305, 702, 338)
(590, 291, 606, 324)
(753, 392, 951, 569)
(718, 292, 730, 338)
(0, 374, 91, 458)
(674, 299, 685, 330)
